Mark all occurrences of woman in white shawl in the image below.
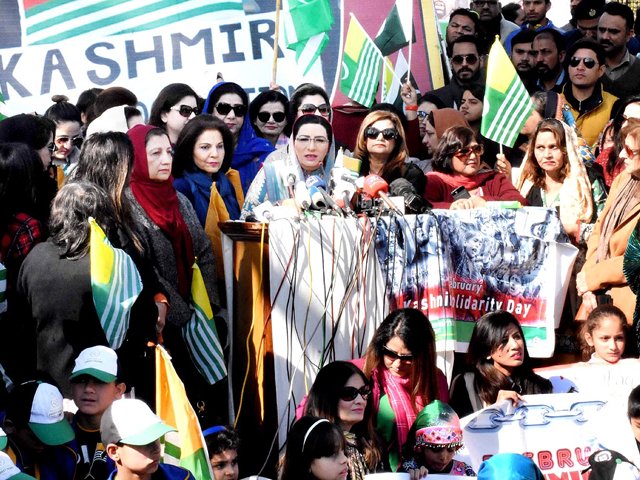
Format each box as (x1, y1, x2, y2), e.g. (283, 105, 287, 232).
(240, 114, 333, 219)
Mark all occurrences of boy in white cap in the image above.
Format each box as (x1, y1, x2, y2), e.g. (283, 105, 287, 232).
(101, 399, 194, 480)
(0, 451, 36, 480)
(3, 380, 77, 478)
(70, 346, 126, 480)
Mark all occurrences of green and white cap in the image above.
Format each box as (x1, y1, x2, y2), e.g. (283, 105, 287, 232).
(100, 399, 175, 446)
(0, 427, 6, 450)
(70, 345, 118, 383)
(0, 450, 36, 480)
(28, 382, 74, 446)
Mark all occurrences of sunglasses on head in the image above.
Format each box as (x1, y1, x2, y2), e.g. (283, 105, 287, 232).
(215, 102, 247, 117)
(340, 385, 372, 401)
(171, 105, 199, 118)
(299, 103, 331, 116)
(451, 54, 478, 66)
(455, 144, 484, 158)
(257, 111, 286, 123)
(382, 345, 413, 362)
(569, 56, 597, 69)
(364, 127, 398, 140)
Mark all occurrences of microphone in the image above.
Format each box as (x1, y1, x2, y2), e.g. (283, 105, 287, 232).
(363, 175, 401, 213)
(306, 175, 344, 214)
(294, 181, 312, 211)
(281, 165, 299, 198)
(389, 178, 431, 213)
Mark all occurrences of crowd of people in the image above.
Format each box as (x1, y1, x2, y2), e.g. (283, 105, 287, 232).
(3, 0, 640, 479)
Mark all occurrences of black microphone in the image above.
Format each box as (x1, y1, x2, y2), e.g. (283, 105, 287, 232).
(389, 178, 431, 214)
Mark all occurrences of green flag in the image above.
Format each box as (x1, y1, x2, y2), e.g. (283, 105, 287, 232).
(283, 0, 333, 75)
(340, 15, 383, 107)
(481, 37, 534, 148)
(374, 0, 414, 57)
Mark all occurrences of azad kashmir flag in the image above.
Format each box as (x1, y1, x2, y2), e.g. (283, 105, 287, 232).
(481, 37, 534, 147)
(283, 0, 334, 75)
(374, 0, 414, 56)
(340, 15, 383, 107)
(89, 217, 142, 350)
(156, 344, 214, 480)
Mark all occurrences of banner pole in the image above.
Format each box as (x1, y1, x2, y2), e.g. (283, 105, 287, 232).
(407, 0, 414, 82)
(272, 0, 282, 84)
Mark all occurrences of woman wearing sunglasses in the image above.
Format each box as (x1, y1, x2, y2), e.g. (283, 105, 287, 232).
(44, 95, 84, 187)
(303, 362, 383, 480)
(249, 89, 291, 148)
(203, 82, 274, 194)
(355, 309, 448, 472)
(578, 118, 640, 325)
(240, 114, 333, 219)
(354, 110, 425, 194)
(449, 311, 552, 419)
(424, 126, 525, 209)
(173, 115, 243, 288)
(148, 83, 199, 145)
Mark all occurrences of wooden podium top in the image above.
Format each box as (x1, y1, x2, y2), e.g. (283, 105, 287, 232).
(219, 221, 269, 242)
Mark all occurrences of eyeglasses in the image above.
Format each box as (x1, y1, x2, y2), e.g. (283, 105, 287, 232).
(451, 54, 478, 66)
(417, 111, 429, 120)
(257, 111, 286, 123)
(171, 105, 199, 118)
(340, 385, 372, 401)
(455, 144, 484, 159)
(54, 135, 83, 149)
(569, 56, 597, 69)
(215, 102, 247, 117)
(299, 103, 331, 116)
(364, 127, 398, 140)
(382, 345, 413, 363)
(295, 136, 329, 146)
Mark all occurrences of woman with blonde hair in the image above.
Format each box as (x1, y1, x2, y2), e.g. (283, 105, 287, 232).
(354, 110, 425, 193)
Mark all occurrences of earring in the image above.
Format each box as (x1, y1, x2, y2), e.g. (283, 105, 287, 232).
(486, 356, 491, 360)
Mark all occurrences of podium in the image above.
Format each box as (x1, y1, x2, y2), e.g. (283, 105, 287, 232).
(220, 222, 278, 479)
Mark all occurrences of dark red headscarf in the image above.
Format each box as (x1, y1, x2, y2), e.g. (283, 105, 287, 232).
(128, 124, 194, 299)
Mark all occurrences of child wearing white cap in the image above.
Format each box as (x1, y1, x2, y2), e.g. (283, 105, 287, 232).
(101, 399, 195, 480)
(0, 451, 36, 480)
(2, 380, 77, 478)
(69, 346, 126, 480)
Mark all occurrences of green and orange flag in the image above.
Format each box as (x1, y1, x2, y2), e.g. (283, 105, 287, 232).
(481, 37, 534, 148)
(156, 344, 214, 480)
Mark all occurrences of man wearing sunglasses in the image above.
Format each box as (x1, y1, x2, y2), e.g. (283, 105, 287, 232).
(598, 2, 640, 99)
(562, 38, 617, 147)
(431, 35, 484, 109)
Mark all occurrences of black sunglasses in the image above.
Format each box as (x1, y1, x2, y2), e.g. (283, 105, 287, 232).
(171, 105, 199, 118)
(569, 56, 597, 69)
(55, 135, 83, 149)
(365, 127, 398, 140)
(382, 345, 413, 362)
(417, 111, 428, 119)
(215, 102, 247, 117)
(340, 385, 372, 401)
(299, 103, 331, 115)
(451, 54, 478, 66)
(257, 111, 286, 123)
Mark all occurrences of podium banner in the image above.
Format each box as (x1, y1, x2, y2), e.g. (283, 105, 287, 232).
(374, 208, 578, 357)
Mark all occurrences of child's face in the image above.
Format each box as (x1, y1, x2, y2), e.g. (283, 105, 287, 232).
(71, 376, 125, 417)
(111, 440, 161, 476)
(7, 424, 47, 458)
(310, 450, 348, 480)
(630, 417, 640, 443)
(419, 446, 457, 472)
(210, 449, 239, 480)
(585, 317, 625, 364)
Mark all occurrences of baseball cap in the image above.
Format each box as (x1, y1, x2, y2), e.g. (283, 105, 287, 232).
(5, 381, 74, 446)
(70, 345, 118, 383)
(0, 451, 36, 480)
(0, 428, 6, 450)
(100, 399, 175, 446)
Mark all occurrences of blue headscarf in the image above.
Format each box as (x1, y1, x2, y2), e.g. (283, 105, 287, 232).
(478, 454, 544, 480)
(181, 170, 241, 224)
(203, 82, 275, 194)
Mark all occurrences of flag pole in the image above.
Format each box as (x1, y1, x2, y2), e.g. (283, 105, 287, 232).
(407, 0, 414, 83)
(272, 0, 282, 84)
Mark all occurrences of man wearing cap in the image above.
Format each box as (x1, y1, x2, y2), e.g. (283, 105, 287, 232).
(598, 2, 640, 99)
(102, 399, 194, 480)
(3, 381, 77, 479)
(69, 346, 125, 480)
